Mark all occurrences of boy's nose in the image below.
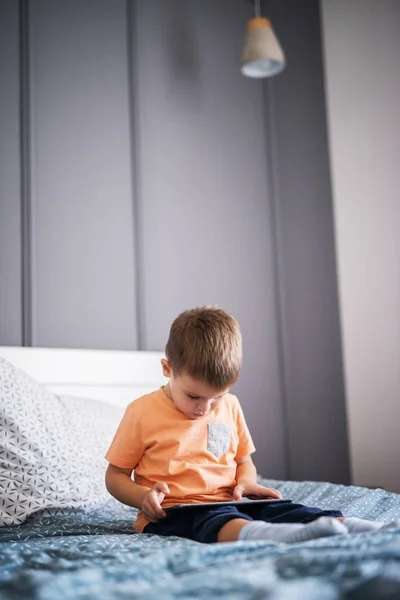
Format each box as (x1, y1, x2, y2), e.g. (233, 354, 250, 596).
(197, 400, 213, 413)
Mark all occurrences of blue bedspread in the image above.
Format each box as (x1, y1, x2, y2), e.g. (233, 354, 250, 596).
(1, 479, 400, 599)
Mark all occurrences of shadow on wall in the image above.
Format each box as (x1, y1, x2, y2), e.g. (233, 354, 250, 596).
(165, 0, 201, 82)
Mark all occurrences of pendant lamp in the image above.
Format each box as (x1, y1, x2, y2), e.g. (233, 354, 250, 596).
(241, 0, 285, 78)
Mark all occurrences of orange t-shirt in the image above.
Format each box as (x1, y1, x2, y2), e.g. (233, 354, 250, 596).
(105, 387, 256, 533)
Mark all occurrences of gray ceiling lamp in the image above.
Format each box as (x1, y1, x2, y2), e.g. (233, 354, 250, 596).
(241, 0, 285, 78)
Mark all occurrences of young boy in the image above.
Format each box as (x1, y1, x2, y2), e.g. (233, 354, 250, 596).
(105, 307, 398, 544)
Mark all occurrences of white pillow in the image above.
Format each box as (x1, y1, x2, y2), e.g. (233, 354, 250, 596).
(0, 357, 124, 526)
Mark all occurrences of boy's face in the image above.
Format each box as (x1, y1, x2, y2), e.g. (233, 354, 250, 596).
(161, 359, 230, 420)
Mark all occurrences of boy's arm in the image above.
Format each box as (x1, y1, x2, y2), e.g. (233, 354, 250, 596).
(105, 463, 150, 508)
(105, 464, 169, 522)
(235, 455, 257, 486)
(233, 456, 283, 501)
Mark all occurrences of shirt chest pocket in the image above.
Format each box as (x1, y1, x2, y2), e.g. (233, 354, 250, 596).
(207, 423, 231, 458)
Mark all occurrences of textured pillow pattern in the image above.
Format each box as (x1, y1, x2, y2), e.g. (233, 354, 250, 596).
(0, 357, 124, 526)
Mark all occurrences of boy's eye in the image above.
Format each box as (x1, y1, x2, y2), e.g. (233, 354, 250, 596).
(187, 394, 200, 400)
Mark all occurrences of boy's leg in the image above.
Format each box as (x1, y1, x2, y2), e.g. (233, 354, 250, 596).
(191, 505, 347, 544)
(217, 518, 251, 542)
(145, 505, 390, 544)
(218, 516, 347, 543)
(215, 501, 347, 543)
(341, 517, 400, 532)
(229, 502, 400, 537)
(241, 500, 400, 533)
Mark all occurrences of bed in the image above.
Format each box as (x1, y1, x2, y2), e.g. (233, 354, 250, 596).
(1, 347, 400, 600)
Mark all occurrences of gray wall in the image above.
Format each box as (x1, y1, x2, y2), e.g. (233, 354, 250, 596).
(0, 0, 349, 483)
(0, 0, 22, 346)
(264, 0, 349, 482)
(29, 0, 138, 349)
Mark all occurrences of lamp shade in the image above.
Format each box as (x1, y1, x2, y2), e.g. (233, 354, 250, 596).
(241, 17, 285, 78)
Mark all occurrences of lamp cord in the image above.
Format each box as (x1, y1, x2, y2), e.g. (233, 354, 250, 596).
(254, 0, 261, 18)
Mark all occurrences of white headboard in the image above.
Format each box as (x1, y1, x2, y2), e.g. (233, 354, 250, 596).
(0, 347, 166, 406)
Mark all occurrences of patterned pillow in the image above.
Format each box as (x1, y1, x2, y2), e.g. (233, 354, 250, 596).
(0, 357, 124, 526)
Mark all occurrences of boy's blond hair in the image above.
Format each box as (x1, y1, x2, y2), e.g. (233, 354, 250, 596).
(165, 307, 242, 390)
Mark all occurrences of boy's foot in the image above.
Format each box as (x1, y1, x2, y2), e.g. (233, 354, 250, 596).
(343, 517, 400, 533)
(238, 516, 348, 544)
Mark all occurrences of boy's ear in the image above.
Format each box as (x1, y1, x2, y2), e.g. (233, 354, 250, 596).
(161, 359, 172, 378)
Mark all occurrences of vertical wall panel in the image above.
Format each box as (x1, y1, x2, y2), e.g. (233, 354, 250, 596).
(322, 0, 400, 492)
(133, 0, 288, 478)
(0, 0, 22, 346)
(265, 0, 350, 483)
(29, 0, 137, 349)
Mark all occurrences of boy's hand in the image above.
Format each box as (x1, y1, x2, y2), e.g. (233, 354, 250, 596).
(233, 483, 283, 501)
(141, 482, 170, 522)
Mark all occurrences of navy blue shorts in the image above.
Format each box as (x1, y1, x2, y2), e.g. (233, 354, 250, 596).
(143, 501, 343, 543)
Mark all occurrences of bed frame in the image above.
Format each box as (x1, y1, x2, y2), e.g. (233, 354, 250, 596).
(0, 346, 166, 406)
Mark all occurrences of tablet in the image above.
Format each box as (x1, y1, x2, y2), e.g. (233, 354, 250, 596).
(164, 498, 292, 513)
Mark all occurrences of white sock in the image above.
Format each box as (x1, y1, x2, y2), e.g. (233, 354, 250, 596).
(238, 516, 348, 544)
(343, 517, 400, 533)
